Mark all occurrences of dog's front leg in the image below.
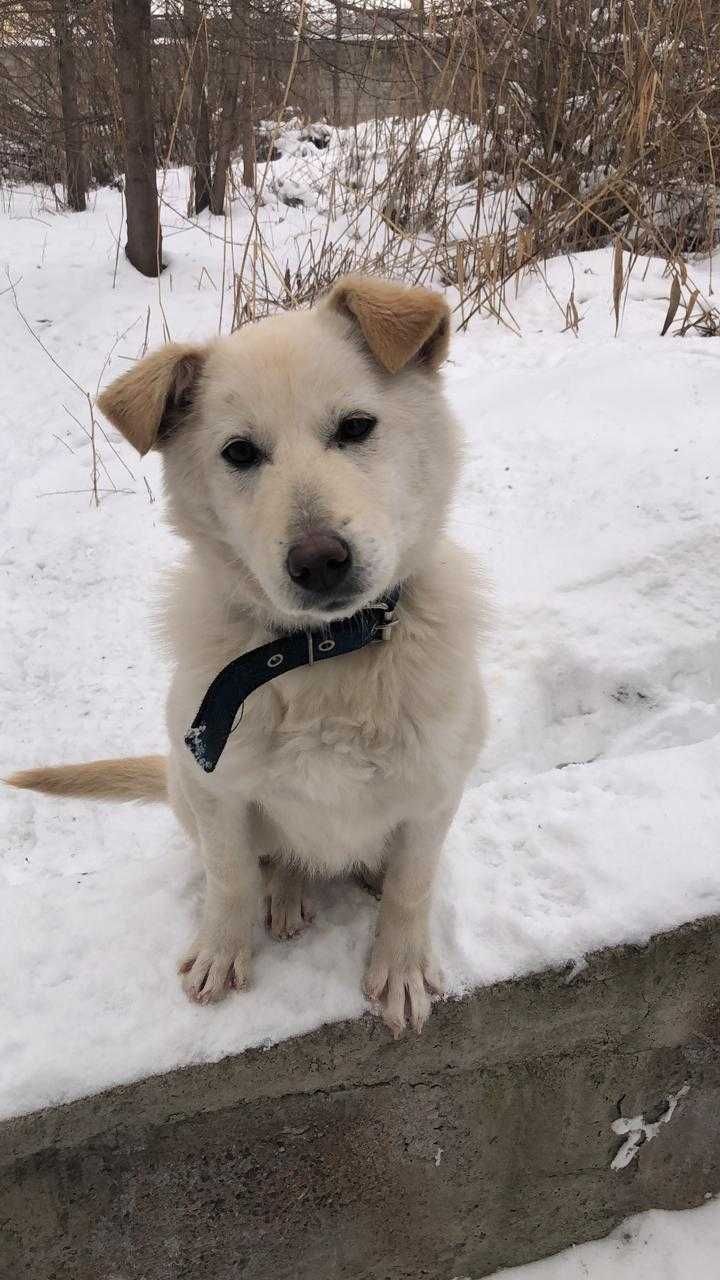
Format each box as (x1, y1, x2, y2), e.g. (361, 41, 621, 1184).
(179, 787, 260, 1004)
(364, 809, 452, 1037)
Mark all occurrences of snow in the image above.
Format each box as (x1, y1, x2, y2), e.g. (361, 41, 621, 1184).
(474, 1197, 720, 1280)
(1, 132, 720, 1120)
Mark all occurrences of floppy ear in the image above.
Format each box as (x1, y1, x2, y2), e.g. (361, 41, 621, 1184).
(96, 342, 206, 456)
(323, 275, 450, 375)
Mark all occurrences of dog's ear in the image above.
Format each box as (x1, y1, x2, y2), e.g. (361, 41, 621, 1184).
(323, 275, 450, 375)
(96, 343, 206, 456)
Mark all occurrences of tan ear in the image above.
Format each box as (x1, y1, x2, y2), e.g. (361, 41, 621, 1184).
(323, 275, 450, 374)
(96, 343, 206, 456)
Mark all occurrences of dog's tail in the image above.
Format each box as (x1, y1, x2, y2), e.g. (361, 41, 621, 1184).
(5, 756, 167, 803)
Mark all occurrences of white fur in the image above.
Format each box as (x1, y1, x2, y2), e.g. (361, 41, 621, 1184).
(160, 298, 487, 1033)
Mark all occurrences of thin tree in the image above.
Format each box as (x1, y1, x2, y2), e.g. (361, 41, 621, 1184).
(414, 0, 430, 111)
(209, 0, 254, 214)
(332, 0, 341, 123)
(239, 52, 256, 190)
(111, 0, 162, 276)
(185, 0, 212, 214)
(209, 0, 243, 215)
(51, 0, 88, 210)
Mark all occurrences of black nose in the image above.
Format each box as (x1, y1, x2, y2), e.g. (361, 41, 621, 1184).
(286, 531, 352, 595)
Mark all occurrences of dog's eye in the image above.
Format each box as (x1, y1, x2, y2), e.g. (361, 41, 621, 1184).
(336, 415, 377, 446)
(222, 438, 262, 469)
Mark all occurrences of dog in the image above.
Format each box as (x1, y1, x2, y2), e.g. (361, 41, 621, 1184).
(8, 276, 487, 1036)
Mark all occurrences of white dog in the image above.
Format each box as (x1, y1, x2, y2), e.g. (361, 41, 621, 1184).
(9, 276, 486, 1036)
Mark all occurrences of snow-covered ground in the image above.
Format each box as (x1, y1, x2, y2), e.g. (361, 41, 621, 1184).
(1, 131, 719, 1121)
(478, 1197, 720, 1280)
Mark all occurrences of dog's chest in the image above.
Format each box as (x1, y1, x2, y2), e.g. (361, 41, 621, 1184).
(255, 698, 410, 869)
(276, 710, 398, 786)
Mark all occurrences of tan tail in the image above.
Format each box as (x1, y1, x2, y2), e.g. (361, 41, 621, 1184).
(5, 755, 167, 803)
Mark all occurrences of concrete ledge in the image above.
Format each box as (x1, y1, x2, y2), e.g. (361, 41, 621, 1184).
(2, 915, 719, 1280)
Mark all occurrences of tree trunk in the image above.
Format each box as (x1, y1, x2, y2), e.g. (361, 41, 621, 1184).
(51, 0, 87, 211)
(185, 0, 212, 215)
(415, 0, 430, 111)
(209, 74, 240, 214)
(209, 0, 254, 214)
(240, 54, 256, 191)
(112, 0, 162, 276)
(332, 0, 341, 124)
(209, 2, 244, 215)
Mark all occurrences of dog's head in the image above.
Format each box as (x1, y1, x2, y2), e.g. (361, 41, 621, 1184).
(98, 276, 460, 627)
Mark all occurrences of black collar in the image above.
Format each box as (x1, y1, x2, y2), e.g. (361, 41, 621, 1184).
(185, 586, 402, 773)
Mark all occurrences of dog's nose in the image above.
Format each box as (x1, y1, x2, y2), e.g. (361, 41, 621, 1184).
(286, 531, 352, 595)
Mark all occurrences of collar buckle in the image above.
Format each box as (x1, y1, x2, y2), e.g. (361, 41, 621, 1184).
(374, 604, 399, 642)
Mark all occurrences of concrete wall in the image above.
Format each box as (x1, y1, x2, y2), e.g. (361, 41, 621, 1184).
(280, 39, 442, 125)
(1, 915, 719, 1280)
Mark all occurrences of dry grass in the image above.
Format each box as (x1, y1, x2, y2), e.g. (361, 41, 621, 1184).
(188, 0, 720, 336)
(2, 0, 719, 338)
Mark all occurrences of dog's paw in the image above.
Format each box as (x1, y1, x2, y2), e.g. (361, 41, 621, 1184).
(178, 940, 251, 1004)
(364, 949, 444, 1038)
(265, 865, 315, 940)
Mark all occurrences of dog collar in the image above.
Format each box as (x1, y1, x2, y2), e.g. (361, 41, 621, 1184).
(185, 586, 402, 773)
